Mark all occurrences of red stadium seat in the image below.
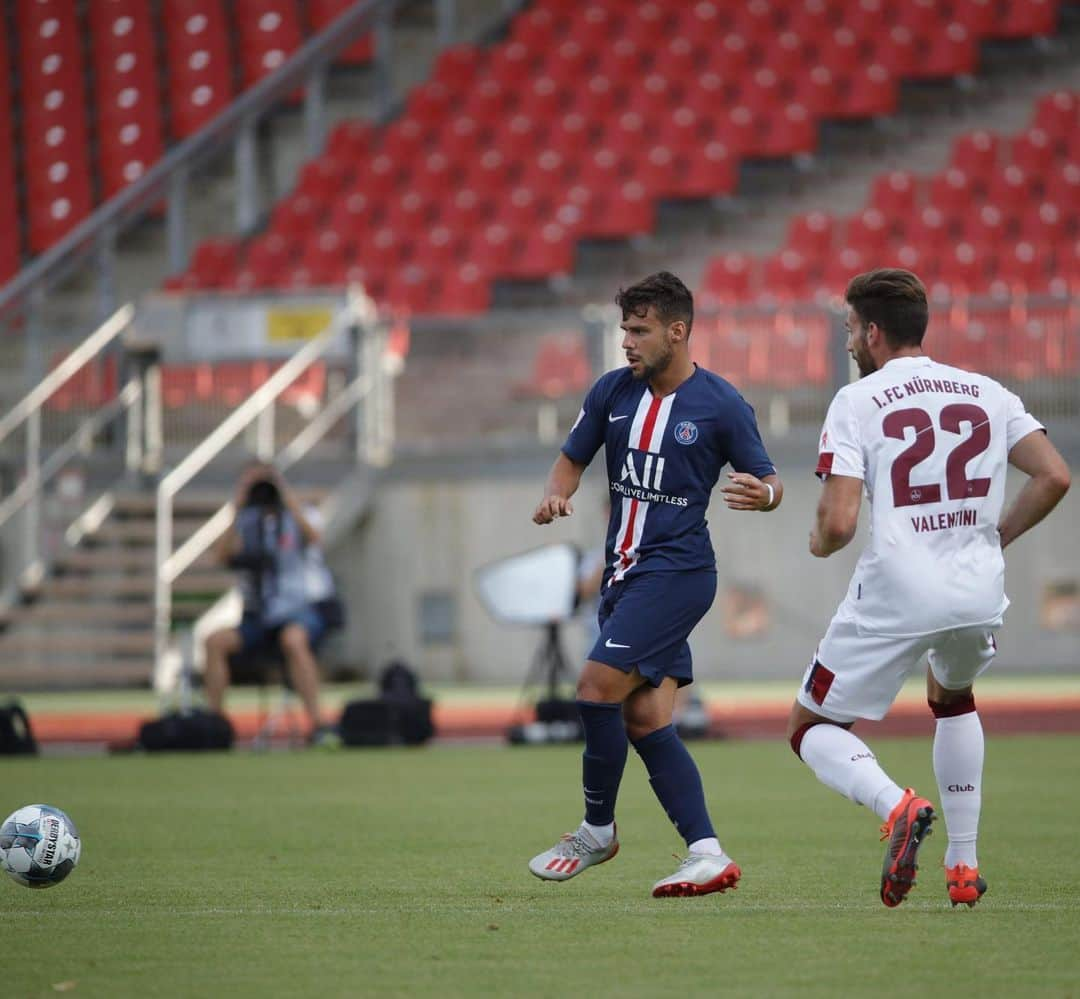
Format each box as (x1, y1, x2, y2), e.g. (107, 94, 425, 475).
(762, 249, 817, 303)
(1032, 90, 1079, 150)
(790, 64, 840, 118)
(161, 363, 215, 408)
(307, 0, 373, 64)
(518, 148, 575, 199)
(926, 167, 979, 221)
(951, 0, 997, 38)
(672, 140, 738, 199)
(325, 119, 375, 161)
(985, 164, 1039, 216)
(491, 113, 548, 159)
(906, 22, 978, 79)
(902, 205, 950, 248)
(436, 263, 491, 316)
(234, 0, 304, 91)
(844, 209, 891, 257)
(1044, 162, 1080, 214)
(509, 222, 575, 279)
(993, 240, 1051, 293)
(580, 180, 655, 240)
(509, 5, 565, 51)
(437, 186, 492, 233)
(949, 130, 1001, 182)
(990, 0, 1058, 39)
(873, 25, 918, 78)
(1010, 127, 1057, 177)
(381, 117, 433, 163)
(572, 73, 626, 122)
(962, 203, 1009, 248)
(163, 0, 233, 138)
(870, 171, 920, 221)
(567, 3, 621, 53)
(786, 212, 835, 257)
(700, 252, 757, 306)
(834, 63, 898, 119)
(488, 41, 541, 92)
(430, 44, 482, 91)
(821, 247, 868, 298)
(516, 334, 590, 400)
(937, 241, 992, 294)
(758, 103, 817, 158)
(1017, 200, 1072, 245)
(406, 80, 454, 130)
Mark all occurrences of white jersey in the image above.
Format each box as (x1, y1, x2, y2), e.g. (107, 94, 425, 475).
(816, 355, 1043, 637)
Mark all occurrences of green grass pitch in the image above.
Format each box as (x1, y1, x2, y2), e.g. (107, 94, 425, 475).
(2, 734, 1078, 998)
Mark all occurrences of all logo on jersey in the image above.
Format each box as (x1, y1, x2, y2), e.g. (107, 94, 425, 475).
(621, 452, 666, 490)
(673, 421, 698, 445)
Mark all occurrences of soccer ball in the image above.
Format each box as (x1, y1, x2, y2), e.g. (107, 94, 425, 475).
(0, 804, 81, 889)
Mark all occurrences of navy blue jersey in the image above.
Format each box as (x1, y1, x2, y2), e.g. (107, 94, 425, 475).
(562, 365, 775, 581)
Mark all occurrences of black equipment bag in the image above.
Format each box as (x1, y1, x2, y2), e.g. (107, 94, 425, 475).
(137, 709, 234, 752)
(340, 661, 434, 746)
(0, 700, 38, 755)
(339, 697, 434, 746)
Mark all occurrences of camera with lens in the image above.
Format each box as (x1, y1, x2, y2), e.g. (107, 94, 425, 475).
(243, 477, 282, 510)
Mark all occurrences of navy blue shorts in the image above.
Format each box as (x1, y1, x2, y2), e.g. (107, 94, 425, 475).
(587, 569, 717, 687)
(238, 604, 330, 655)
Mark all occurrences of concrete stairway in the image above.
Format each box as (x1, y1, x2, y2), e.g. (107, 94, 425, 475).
(0, 489, 231, 689)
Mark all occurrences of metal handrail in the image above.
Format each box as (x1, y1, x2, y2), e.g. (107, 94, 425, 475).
(0, 0, 397, 320)
(0, 305, 133, 445)
(153, 289, 390, 675)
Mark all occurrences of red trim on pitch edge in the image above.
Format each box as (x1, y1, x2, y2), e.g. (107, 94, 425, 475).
(652, 861, 742, 898)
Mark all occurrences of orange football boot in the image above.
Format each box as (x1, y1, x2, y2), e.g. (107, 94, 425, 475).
(946, 863, 987, 908)
(879, 788, 936, 907)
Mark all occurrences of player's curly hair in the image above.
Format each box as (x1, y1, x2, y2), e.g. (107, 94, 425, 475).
(845, 268, 929, 348)
(615, 271, 694, 335)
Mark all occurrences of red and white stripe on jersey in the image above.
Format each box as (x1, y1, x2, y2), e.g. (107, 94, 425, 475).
(610, 389, 676, 583)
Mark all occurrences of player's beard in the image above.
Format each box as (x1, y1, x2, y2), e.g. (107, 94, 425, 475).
(632, 342, 674, 381)
(851, 331, 876, 377)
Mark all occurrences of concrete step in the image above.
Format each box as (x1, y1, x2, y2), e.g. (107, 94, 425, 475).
(86, 518, 210, 545)
(1, 602, 155, 626)
(0, 659, 153, 690)
(56, 549, 220, 573)
(40, 571, 233, 599)
(0, 631, 155, 656)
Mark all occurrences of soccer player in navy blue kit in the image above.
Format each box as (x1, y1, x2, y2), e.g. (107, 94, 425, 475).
(528, 272, 784, 897)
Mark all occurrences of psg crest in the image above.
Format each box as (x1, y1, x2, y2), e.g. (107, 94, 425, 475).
(674, 421, 699, 445)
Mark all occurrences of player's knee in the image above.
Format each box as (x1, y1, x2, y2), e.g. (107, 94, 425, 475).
(278, 624, 310, 657)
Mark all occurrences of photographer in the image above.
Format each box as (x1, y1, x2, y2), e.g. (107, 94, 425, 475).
(203, 462, 339, 745)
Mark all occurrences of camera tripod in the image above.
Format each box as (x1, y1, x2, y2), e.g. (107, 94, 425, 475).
(507, 621, 582, 743)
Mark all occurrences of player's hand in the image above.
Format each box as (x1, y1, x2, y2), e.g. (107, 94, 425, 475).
(720, 473, 770, 512)
(533, 495, 573, 524)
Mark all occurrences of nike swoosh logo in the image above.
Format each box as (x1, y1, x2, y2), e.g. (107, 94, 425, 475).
(605, 639, 631, 649)
(608, 414, 630, 423)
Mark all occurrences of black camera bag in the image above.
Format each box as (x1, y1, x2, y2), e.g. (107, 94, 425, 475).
(137, 709, 234, 752)
(0, 700, 38, 755)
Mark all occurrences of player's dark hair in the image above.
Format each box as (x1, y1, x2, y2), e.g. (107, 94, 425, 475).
(615, 271, 694, 335)
(845, 268, 929, 348)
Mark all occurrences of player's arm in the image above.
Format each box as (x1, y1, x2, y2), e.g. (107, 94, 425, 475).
(720, 471, 783, 511)
(533, 452, 587, 525)
(809, 474, 863, 557)
(998, 430, 1071, 549)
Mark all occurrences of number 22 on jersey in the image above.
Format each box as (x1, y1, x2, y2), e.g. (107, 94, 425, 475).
(884, 404, 991, 508)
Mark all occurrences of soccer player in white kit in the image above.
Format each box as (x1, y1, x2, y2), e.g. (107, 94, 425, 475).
(786, 269, 1070, 907)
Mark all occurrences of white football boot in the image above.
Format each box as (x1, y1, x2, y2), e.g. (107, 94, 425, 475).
(529, 825, 619, 881)
(651, 853, 741, 898)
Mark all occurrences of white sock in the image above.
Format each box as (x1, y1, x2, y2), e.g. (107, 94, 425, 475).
(933, 712, 983, 869)
(687, 836, 724, 857)
(581, 821, 614, 847)
(799, 724, 904, 822)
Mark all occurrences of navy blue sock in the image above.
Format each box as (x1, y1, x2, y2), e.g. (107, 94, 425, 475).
(577, 700, 628, 827)
(632, 724, 716, 847)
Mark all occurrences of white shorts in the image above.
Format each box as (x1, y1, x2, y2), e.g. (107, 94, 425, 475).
(795, 612, 999, 723)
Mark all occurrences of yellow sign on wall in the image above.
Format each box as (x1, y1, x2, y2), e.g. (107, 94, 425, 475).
(266, 308, 333, 342)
